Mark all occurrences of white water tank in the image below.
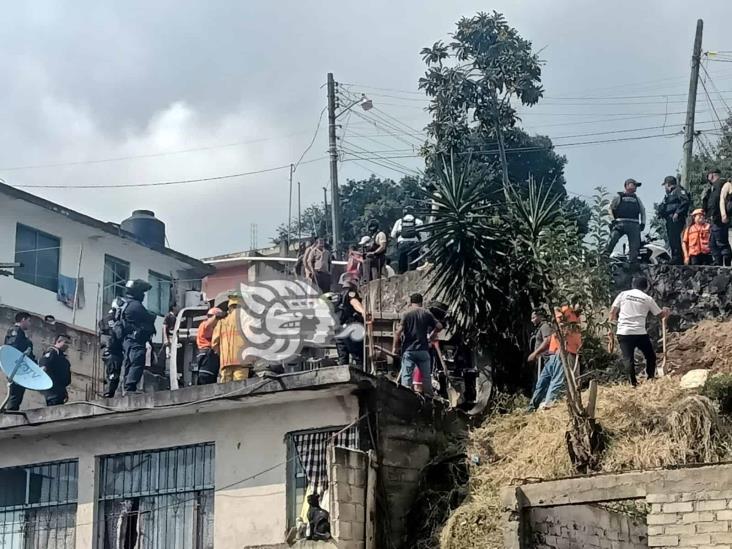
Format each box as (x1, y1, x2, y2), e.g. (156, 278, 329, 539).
(184, 291, 205, 308)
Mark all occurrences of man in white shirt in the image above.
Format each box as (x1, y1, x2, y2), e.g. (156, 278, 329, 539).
(390, 208, 424, 273)
(610, 276, 670, 386)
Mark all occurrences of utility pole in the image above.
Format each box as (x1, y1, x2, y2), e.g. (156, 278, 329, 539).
(297, 181, 302, 242)
(327, 72, 341, 255)
(287, 163, 294, 256)
(322, 186, 329, 239)
(681, 19, 704, 190)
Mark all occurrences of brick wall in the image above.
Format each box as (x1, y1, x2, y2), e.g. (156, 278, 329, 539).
(647, 490, 732, 548)
(528, 504, 647, 549)
(330, 446, 368, 549)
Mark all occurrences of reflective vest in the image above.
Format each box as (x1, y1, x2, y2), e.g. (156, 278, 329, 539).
(683, 222, 711, 258)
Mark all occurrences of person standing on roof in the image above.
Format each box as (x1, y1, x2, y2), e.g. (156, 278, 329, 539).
(364, 220, 388, 282)
(40, 334, 72, 406)
(212, 294, 251, 383)
(196, 307, 224, 384)
(335, 275, 366, 368)
(391, 207, 424, 274)
(658, 176, 689, 265)
(3, 312, 35, 411)
(610, 276, 670, 387)
(306, 238, 332, 293)
(606, 178, 646, 263)
(121, 279, 156, 394)
(682, 209, 712, 265)
(100, 298, 125, 397)
(702, 168, 732, 266)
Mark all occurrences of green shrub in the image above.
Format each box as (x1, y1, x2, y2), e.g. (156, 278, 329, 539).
(701, 374, 732, 416)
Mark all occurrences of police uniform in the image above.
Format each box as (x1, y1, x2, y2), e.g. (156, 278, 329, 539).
(335, 287, 364, 367)
(659, 181, 690, 264)
(4, 324, 35, 411)
(39, 346, 71, 406)
(606, 188, 646, 263)
(99, 310, 124, 397)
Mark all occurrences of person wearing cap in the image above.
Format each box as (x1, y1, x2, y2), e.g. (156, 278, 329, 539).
(212, 294, 251, 383)
(658, 175, 689, 264)
(702, 168, 732, 266)
(334, 275, 365, 367)
(121, 279, 156, 394)
(682, 209, 712, 265)
(196, 307, 224, 384)
(606, 178, 647, 263)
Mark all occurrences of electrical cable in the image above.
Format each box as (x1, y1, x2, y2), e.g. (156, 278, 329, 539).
(293, 106, 327, 171)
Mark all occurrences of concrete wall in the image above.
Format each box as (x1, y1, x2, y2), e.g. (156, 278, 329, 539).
(0, 388, 360, 549)
(0, 195, 202, 334)
(528, 504, 647, 549)
(330, 447, 369, 549)
(646, 490, 732, 548)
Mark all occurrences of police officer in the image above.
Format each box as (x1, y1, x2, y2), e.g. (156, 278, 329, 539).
(121, 279, 156, 394)
(390, 207, 424, 274)
(658, 175, 690, 264)
(4, 312, 35, 411)
(606, 178, 647, 263)
(99, 298, 125, 398)
(39, 334, 72, 406)
(335, 275, 365, 367)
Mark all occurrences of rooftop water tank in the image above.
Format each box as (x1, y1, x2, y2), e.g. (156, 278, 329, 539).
(120, 210, 166, 249)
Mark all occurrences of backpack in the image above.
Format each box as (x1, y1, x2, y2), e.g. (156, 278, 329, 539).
(401, 216, 417, 239)
(111, 299, 129, 343)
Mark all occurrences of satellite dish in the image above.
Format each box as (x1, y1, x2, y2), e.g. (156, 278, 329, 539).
(0, 345, 53, 391)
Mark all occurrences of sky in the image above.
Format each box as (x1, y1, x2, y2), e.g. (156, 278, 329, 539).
(3, 1, 732, 258)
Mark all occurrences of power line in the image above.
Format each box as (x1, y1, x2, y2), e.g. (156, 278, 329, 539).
(11, 156, 328, 189)
(293, 106, 327, 171)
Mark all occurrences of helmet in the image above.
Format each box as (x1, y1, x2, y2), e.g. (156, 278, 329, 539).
(338, 272, 358, 288)
(227, 293, 241, 308)
(125, 279, 152, 299)
(367, 219, 379, 232)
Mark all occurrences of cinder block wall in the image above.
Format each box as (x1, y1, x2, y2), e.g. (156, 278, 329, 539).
(331, 447, 368, 549)
(528, 504, 646, 549)
(647, 490, 732, 548)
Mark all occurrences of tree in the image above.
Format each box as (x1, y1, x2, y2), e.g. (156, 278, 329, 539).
(687, 117, 732, 208)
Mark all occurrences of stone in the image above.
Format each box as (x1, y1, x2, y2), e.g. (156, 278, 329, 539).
(680, 369, 709, 389)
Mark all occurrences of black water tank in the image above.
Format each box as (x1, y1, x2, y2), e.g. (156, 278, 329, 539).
(120, 210, 166, 249)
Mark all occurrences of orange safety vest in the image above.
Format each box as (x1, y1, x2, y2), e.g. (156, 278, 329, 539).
(196, 316, 216, 350)
(548, 306, 582, 355)
(682, 222, 711, 259)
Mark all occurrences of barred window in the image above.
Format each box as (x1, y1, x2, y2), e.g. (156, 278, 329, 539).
(0, 459, 78, 548)
(96, 443, 214, 549)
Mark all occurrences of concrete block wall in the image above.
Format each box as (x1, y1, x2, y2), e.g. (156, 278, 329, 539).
(528, 504, 647, 549)
(331, 446, 368, 549)
(647, 490, 732, 548)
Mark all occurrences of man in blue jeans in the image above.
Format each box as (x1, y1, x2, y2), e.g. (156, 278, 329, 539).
(392, 293, 443, 396)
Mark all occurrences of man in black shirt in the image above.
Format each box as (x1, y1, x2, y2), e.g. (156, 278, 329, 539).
(392, 293, 442, 396)
(335, 276, 365, 367)
(4, 312, 35, 411)
(40, 335, 72, 406)
(658, 176, 690, 264)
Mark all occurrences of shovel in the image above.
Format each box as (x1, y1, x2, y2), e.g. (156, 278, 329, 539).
(434, 341, 460, 408)
(658, 317, 667, 377)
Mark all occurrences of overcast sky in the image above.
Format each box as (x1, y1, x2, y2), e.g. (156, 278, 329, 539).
(3, 1, 732, 258)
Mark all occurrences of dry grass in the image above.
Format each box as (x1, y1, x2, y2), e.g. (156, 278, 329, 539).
(439, 377, 731, 549)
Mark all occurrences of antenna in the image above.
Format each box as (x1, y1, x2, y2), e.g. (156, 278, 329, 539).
(250, 223, 258, 252)
(0, 345, 53, 411)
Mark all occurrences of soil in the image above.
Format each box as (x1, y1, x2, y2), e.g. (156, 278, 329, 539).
(665, 319, 732, 376)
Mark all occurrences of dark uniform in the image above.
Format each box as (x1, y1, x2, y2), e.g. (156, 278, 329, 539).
(4, 324, 35, 411)
(121, 289, 156, 393)
(99, 309, 124, 397)
(39, 346, 71, 406)
(659, 181, 690, 264)
(606, 191, 646, 263)
(335, 287, 364, 367)
(703, 179, 732, 266)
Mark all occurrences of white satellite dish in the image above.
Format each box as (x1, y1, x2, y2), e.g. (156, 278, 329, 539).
(0, 345, 53, 409)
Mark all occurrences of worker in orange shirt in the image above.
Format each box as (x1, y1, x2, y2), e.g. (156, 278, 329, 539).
(212, 294, 251, 383)
(196, 307, 224, 385)
(682, 208, 712, 265)
(528, 305, 582, 411)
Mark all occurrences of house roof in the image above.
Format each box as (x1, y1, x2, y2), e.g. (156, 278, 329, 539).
(0, 182, 211, 272)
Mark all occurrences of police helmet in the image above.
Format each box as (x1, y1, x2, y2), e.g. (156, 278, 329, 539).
(125, 279, 152, 298)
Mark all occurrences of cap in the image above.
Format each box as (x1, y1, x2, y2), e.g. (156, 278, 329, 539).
(662, 176, 677, 186)
(207, 307, 223, 317)
(692, 208, 705, 217)
(624, 178, 642, 188)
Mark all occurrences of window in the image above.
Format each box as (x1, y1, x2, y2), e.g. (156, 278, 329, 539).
(97, 443, 214, 549)
(103, 255, 129, 312)
(147, 271, 172, 316)
(14, 224, 61, 292)
(0, 459, 78, 548)
(285, 426, 359, 531)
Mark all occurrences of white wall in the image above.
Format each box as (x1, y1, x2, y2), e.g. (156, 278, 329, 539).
(0, 389, 360, 549)
(0, 195, 200, 336)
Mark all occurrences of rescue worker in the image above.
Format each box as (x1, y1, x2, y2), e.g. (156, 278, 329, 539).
(99, 298, 125, 397)
(606, 178, 647, 263)
(3, 312, 35, 411)
(120, 279, 156, 394)
(702, 168, 732, 266)
(390, 207, 424, 273)
(682, 209, 712, 265)
(39, 334, 72, 406)
(658, 175, 689, 264)
(212, 294, 251, 383)
(363, 219, 388, 282)
(196, 307, 224, 384)
(335, 275, 365, 367)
